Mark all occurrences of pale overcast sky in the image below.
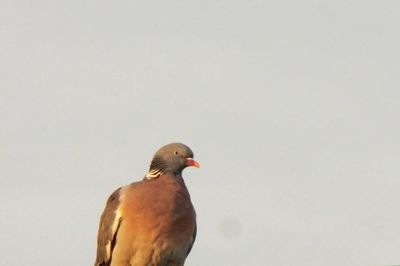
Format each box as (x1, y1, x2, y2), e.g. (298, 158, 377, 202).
(1, 1, 400, 266)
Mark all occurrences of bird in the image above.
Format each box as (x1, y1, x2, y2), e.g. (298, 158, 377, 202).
(94, 143, 200, 266)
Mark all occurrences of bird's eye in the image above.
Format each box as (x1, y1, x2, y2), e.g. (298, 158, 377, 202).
(174, 151, 178, 155)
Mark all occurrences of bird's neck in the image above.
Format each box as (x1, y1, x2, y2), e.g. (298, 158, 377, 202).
(144, 168, 164, 179)
(144, 156, 184, 180)
(144, 168, 183, 180)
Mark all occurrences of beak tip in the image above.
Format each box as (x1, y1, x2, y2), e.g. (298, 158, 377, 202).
(186, 158, 200, 168)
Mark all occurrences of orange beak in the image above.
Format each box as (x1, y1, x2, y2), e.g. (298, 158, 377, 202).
(185, 158, 200, 168)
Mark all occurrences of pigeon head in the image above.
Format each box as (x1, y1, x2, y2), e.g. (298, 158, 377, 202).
(145, 143, 200, 179)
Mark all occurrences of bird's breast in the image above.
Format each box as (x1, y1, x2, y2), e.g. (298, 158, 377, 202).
(117, 178, 196, 265)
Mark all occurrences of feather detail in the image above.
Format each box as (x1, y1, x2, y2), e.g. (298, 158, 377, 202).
(144, 156, 167, 179)
(144, 168, 164, 179)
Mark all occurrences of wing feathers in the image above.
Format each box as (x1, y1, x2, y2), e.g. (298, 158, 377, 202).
(186, 222, 197, 256)
(94, 188, 122, 266)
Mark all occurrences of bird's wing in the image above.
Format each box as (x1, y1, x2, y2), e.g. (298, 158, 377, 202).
(94, 188, 123, 266)
(186, 221, 197, 256)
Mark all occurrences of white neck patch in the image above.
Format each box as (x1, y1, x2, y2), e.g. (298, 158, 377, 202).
(144, 168, 164, 180)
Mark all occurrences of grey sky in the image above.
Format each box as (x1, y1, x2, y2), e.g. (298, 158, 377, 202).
(1, 1, 400, 265)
